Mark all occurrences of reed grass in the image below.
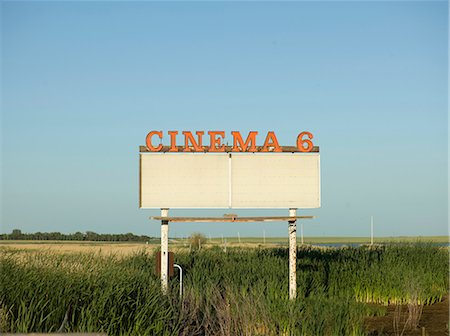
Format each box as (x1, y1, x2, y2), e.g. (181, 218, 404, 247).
(1, 243, 447, 335)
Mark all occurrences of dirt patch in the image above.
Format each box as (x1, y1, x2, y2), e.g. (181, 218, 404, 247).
(365, 296, 449, 336)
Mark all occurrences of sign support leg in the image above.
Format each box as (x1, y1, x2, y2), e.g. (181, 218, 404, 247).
(288, 208, 297, 300)
(161, 208, 169, 294)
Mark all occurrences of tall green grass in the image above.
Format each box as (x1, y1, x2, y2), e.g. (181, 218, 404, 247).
(1, 243, 448, 335)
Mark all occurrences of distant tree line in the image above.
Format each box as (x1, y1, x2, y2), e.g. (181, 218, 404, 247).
(0, 229, 152, 242)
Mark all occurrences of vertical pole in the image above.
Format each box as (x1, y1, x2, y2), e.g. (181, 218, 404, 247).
(174, 264, 183, 299)
(288, 208, 297, 300)
(371, 216, 374, 245)
(161, 208, 169, 294)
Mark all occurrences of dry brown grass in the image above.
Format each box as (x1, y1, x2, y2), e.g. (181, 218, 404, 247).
(0, 242, 159, 256)
(0, 241, 281, 257)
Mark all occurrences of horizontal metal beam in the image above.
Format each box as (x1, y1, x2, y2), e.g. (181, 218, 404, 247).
(140, 145, 319, 153)
(150, 216, 314, 223)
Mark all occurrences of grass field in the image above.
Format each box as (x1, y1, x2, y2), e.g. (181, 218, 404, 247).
(0, 242, 157, 256)
(207, 236, 450, 245)
(1, 241, 448, 335)
(1, 235, 447, 253)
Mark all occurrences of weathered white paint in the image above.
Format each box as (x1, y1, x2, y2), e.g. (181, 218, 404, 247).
(231, 154, 320, 208)
(140, 153, 320, 209)
(288, 208, 297, 300)
(141, 154, 229, 208)
(161, 208, 169, 294)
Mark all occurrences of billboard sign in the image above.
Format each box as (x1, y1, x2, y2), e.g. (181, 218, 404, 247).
(139, 130, 320, 209)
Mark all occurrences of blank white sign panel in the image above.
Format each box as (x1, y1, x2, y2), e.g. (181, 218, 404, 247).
(140, 154, 229, 208)
(231, 154, 320, 208)
(140, 153, 320, 209)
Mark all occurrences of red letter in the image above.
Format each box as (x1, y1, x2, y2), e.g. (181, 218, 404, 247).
(261, 131, 281, 152)
(232, 131, 258, 152)
(296, 131, 314, 152)
(183, 131, 205, 152)
(208, 131, 225, 152)
(145, 131, 163, 151)
(168, 130, 178, 152)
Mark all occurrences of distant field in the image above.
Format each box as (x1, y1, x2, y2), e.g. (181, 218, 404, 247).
(1, 236, 447, 256)
(215, 236, 449, 245)
(0, 242, 156, 256)
(0, 240, 150, 245)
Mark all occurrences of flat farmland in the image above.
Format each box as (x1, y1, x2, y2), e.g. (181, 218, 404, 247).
(208, 236, 449, 245)
(1, 236, 448, 257)
(0, 241, 158, 256)
(1, 236, 447, 255)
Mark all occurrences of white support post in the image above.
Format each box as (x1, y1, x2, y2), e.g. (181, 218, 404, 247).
(161, 208, 169, 294)
(288, 208, 297, 300)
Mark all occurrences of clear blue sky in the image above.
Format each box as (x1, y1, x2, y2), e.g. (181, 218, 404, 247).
(1, 1, 448, 238)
